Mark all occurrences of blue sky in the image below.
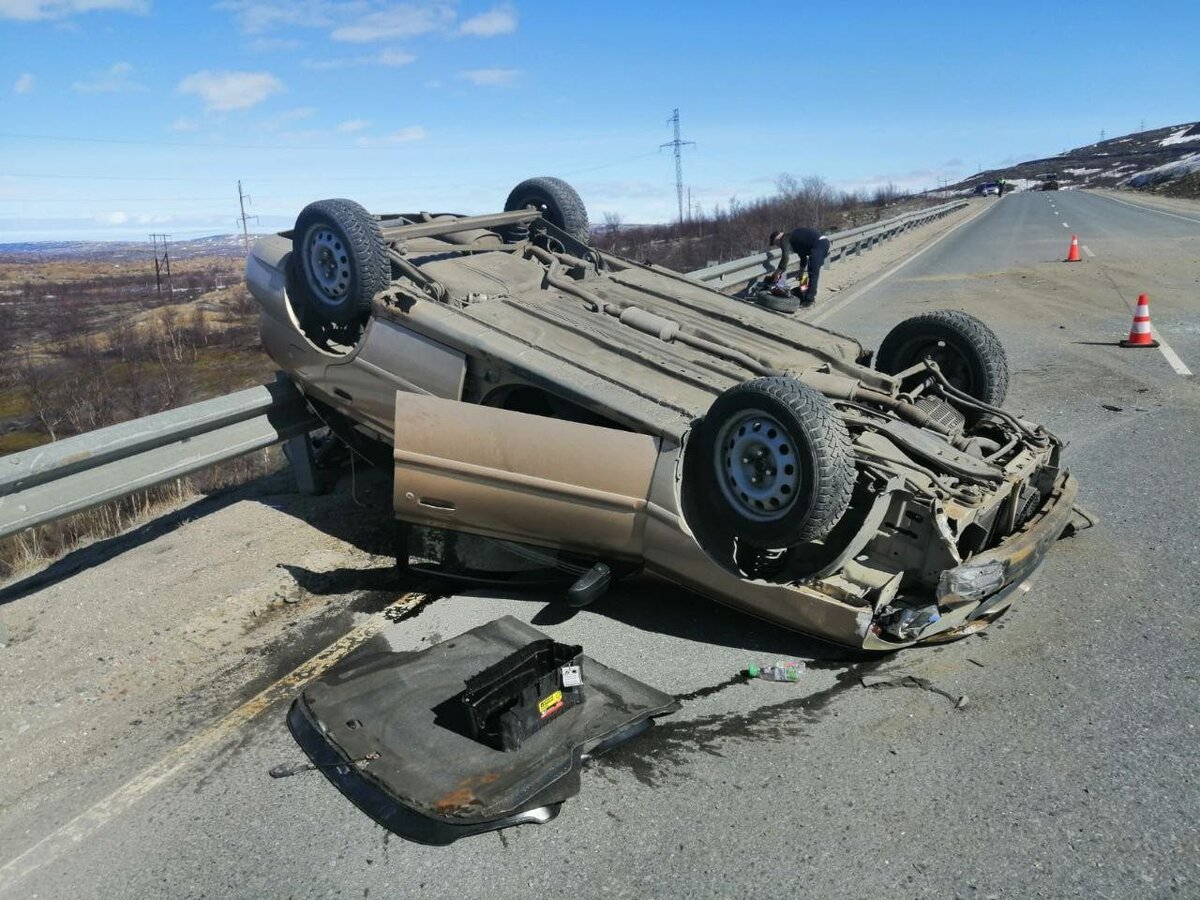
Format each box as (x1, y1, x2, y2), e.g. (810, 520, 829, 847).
(1, 0, 1197, 241)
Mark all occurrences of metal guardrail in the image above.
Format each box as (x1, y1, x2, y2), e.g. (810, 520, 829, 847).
(0, 199, 968, 541)
(685, 199, 970, 292)
(0, 377, 320, 540)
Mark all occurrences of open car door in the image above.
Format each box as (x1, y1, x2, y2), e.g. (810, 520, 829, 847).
(391, 392, 661, 560)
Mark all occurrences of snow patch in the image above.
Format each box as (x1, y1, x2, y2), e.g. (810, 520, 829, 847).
(1064, 167, 1102, 176)
(1127, 151, 1200, 187)
(1160, 125, 1200, 147)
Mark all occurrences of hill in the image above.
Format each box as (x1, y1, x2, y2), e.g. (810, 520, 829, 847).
(947, 121, 1200, 195)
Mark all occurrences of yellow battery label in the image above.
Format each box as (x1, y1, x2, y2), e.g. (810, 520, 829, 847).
(538, 690, 564, 717)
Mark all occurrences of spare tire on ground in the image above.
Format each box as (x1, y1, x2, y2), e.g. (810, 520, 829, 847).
(292, 199, 389, 326)
(504, 177, 590, 244)
(687, 377, 856, 549)
(874, 309, 1009, 407)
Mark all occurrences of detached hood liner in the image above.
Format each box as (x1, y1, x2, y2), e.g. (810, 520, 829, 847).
(287, 616, 679, 845)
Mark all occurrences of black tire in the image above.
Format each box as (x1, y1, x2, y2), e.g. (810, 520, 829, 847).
(504, 177, 590, 244)
(753, 290, 799, 314)
(292, 199, 389, 326)
(875, 310, 1009, 407)
(689, 377, 856, 547)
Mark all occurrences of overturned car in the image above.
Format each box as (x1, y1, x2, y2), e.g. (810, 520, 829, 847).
(246, 176, 1080, 651)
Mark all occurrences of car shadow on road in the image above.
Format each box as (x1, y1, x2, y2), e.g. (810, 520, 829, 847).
(283, 552, 870, 664)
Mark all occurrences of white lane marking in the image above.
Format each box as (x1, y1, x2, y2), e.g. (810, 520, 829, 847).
(1082, 245, 1095, 257)
(1062, 222, 1069, 228)
(810, 201, 996, 325)
(0, 592, 429, 894)
(1093, 192, 1200, 225)
(1154, 332, 1193, 376)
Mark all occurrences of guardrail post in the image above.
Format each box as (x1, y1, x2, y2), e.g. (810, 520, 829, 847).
(283, 433, 323, 495)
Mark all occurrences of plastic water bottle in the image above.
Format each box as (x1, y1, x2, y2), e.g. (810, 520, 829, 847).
(747, 661, 805, 682)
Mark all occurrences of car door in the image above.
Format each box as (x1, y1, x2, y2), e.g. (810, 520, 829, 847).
(392, 393, 660, 559)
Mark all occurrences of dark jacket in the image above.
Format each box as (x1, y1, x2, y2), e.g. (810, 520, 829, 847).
(778, 227, 824, 271)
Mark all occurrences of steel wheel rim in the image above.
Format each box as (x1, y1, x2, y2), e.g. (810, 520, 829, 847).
(304, 226, 352, 308)
(714, 409, 801, 522)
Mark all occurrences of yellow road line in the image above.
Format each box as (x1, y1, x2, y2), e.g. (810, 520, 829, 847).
(0, 592, 427, 895)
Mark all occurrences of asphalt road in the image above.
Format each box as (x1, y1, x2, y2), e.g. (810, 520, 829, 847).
(2, 192, 1198, 900)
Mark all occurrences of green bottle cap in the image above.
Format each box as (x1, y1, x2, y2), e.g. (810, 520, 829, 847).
(747, 665, 760, 678)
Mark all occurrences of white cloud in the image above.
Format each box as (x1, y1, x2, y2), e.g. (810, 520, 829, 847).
(303, 48, 417, 70)
(72, 61, 145, 93)
(460, 67, 518, 86)
(357, 126, 427, 146)
(0, 0, 147, 21)
(215, 0, 344, 33)
(336, 119, 369, 132)
(459, 3, 515, 36)
(331, 3, 456, 42)
(105, 211, 129, 224)
(13, 73, 35, 94)
(377, 48, 416, 66)
(178, 69, 283, 112)
(168, 116, 199, 132)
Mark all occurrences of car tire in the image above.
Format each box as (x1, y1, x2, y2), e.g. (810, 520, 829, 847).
(292, 199, 389, 326)
(504, 177, 590, 244)
(753, 290, 799, 314)
(875, 309, 1009, 407)
(690, 377, 856, 548)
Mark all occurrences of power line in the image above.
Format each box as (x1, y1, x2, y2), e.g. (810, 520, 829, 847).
(659, 108, 694, 225)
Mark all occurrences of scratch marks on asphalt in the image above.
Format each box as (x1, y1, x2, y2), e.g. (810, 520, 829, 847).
(0, 592, 431, 895)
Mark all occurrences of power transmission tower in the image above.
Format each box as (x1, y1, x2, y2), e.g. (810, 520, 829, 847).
(1099, 129, 1106, 141)
(660, 108, 694, 224)
(1139, 118, 1145, 132)
(150, 233, 173, 298)
(236, 180, 259, 253)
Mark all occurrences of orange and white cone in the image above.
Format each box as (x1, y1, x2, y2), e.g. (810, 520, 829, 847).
(1120, 294, 1159, 348)
(1065, 235, 1081, 262)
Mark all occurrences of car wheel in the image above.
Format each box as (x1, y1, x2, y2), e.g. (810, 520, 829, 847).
(753, 290, 799, 314)
(292, 199, 389, 326)
(504, 177, 590, 244)
(690, 377, 856, 548)
(875, 309, 1009, 407)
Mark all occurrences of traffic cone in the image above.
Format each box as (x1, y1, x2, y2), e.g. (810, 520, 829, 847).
(1065, 235, 1081, 262)
(1120, 294, 1160, 348)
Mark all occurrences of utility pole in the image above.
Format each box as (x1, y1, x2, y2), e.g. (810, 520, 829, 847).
(1139, 118, 1145, 133)
(150, 233, 172, 297)
(687, 187, 693, 222)
(1099, 129, 1106, 142)
(660, 108, 694, 225)
(236, 180, 258, 253)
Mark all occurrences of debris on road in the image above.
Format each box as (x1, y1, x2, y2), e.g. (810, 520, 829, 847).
(747, 661, 806, 682)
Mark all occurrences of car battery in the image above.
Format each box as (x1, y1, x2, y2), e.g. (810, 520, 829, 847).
(443, 639, 584, 751)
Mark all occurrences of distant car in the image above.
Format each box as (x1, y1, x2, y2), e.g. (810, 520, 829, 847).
(245, 176, 1079, 651)
(1040, 178, 1060, 191)
(978, 183, 1000, 196)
